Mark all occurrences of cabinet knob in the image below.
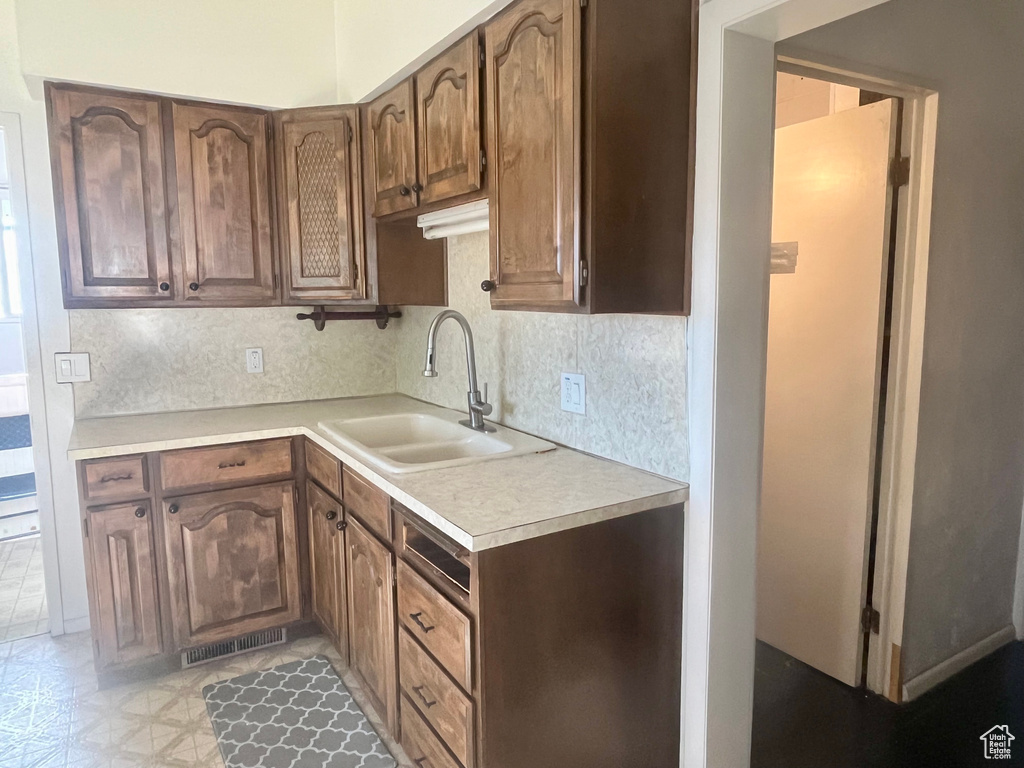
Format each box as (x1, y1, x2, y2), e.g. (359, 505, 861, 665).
(411, 182, 423, 193)
(399, 185, 411, 197)
(336, 520, 347, 531)
(134, 507, 146, 519)
(189, 282, 199, 291)
(325, 510, 337, 521)
(481, 280, 497, 292)
(159, 282, 170, 292)
(168, 503, 179, 515)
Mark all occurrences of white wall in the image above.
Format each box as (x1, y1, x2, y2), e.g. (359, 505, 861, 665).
(14, 0, 338, 107)
(785, 0, 1024, 682)
(334, 0, 508, 101)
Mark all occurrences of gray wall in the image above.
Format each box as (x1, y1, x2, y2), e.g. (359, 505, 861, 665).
(786, 0, 1024, 680)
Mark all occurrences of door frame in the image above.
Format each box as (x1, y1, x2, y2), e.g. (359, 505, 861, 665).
(771, 53, 938, 699)
(684, 0, 939, 764)
(0, 112, 65, 634)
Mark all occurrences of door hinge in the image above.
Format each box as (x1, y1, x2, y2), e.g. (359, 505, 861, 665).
(861, 605, 881, 635)
(579, 258, 589, 287)
(889, 156, 911, 188)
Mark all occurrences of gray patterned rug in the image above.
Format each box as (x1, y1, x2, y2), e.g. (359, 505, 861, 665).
(203, 656, 397, 768)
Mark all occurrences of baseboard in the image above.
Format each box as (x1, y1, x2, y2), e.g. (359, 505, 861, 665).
(902, 624, 1017, 701)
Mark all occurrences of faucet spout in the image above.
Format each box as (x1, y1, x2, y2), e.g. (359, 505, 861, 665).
(422, 310, 494, 431)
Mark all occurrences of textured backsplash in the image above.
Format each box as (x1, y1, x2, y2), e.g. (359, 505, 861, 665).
(70, 233, 689, 480)
(70, 307, 396, 418)
(394, 233, 689, 481)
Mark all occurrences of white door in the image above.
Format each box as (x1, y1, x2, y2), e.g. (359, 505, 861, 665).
(757, 99, 898, 687)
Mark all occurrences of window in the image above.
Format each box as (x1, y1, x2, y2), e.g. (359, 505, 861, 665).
(0, 127, 23, 318)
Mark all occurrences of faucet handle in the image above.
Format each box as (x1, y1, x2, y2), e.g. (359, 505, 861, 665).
(483, 382, 488, 403)
(479, 383, 493, 416)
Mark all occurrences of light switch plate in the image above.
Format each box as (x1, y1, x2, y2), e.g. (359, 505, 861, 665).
(560, 372, 586, 415)
(54, 352, 91, 383)
(246, 348, 264, 374)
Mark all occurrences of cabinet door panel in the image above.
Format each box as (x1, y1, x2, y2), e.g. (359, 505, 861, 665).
(367, 80, 418, 216)
(307, 480, 348, 663)
(48, 86, 173, 305)
(346, 516, 397, 732)
(416, 34, 483, 205)
(485, 0, 580, 310)
(88, 501, 162, 668)
(278, 108, 366, 302)
(164, 482, 300, 647)
(171, 103, 275, 303)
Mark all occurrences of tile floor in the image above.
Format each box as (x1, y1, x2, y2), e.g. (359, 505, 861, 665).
(0, 536, 48, 642)
(0, 630, 413, 768)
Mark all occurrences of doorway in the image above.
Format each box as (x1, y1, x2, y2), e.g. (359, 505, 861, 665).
(0, 124, 48, 642)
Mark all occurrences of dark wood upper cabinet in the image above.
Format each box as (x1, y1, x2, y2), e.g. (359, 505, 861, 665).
(86, 500, 162, 670)
(485, 0, 580, 312)
(415, 34, 483, 206)
(170, 103, 276, 304)
(484, 0, 697, 314)
(275, 106, 368, 304)
(366, 80, 419, 217)
(47, 85, 175, 307)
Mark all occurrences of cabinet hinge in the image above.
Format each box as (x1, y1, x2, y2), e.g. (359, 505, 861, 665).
(479, 47, 486, 69)
(82, 517, 89, 539)
(580, 0, 588, 7)
(579, 259, 589, 287)
(348, 123, 354, 143)
(480, 148, 487, 171)
(889, 156, 911, 188)
(861, 605, 881, 635)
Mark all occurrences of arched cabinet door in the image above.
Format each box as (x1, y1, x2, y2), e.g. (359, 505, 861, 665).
(484, 0, 581, 311)
(346, 515, 398, 733)
(415, 33, 483, 206)
(366, 79, 419, 217)
(48, 85, 174, 306)
(307, 479, 349, 665)
(163, 482, 300, 647)
(170, 102, 275, 303)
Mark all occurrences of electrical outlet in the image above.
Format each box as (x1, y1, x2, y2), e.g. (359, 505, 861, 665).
(54, 352, 91, 383)
(560, 372, 586, 415)
(246, 348, 264, 374)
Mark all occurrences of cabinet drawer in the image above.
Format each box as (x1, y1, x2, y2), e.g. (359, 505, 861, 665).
(305, 440, 342, 499)
(343, 467, 391, 540)
(160, 439, 293, 492)
(399, 629, 475, 768)
(398, 559, 472, 690)
(82, 455, 149, 501)
(401, 693, 461, 768)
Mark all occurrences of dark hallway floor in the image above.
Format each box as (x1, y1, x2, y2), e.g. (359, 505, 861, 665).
(751, 639, 1024, 767)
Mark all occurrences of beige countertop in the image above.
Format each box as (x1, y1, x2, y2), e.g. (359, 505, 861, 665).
(68, 394, 688, 551)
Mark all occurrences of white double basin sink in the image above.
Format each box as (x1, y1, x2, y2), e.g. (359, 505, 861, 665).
(318, 406, 555, 475)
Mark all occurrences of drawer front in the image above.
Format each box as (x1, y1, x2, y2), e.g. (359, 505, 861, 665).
(305, 440, 342, 499)
(401, 693, 461, 768)
(399, 629, 475, 768)
(343, 466, 391, 540)
(398, 559, 472, 690)
(160, 439, 293, 492)
(82, 455, 149, 501)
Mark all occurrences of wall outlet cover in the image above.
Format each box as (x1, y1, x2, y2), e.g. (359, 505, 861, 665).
(246, 348, 264, 374)
(54, 352, 90, 383)
(561, 372, 586, 415)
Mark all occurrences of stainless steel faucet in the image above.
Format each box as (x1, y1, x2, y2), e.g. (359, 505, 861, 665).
(422, 310, 495, 432)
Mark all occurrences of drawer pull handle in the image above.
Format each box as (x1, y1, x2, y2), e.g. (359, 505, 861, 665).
(99, 473, 133, 483)
(412, 685, 437, 709)
(168, 503, 179, 515)
(325, 510, 337, 521)
(409, 612, 435, 634)
(134, 507, 146, 519)
(218, 460, 246, 469)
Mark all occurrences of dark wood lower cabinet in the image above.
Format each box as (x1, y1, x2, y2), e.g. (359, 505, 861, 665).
(86, 500, 162, 669)
(346, 515, 398, 734)
(162, 481, 302, 648)
(307, 480, 348, 663)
